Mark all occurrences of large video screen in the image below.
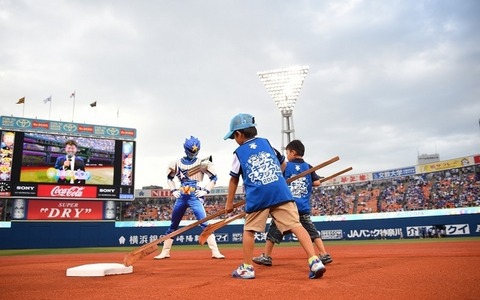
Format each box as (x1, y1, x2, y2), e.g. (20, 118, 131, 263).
(20, 132, 115, 185)
(0, 130, 135, 200)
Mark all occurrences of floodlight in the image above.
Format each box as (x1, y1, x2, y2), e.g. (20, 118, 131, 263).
(258, 65, 309, 150)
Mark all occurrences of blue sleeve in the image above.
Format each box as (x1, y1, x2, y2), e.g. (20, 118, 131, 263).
(54, 157, 63, 169)
(308, 163, 320, 181)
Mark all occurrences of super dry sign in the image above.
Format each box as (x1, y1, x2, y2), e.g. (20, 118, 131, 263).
(27, 200, 104, 220)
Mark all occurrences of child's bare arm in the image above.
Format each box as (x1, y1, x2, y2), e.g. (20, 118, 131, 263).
(226, 176, 240, 212)
(280, 160, 287, 172)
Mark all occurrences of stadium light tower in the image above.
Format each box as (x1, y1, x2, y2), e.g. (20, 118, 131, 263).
(258, 65, 309, 151)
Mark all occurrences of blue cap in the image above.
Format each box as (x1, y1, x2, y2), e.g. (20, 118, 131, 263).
(224, 113, 256, 140)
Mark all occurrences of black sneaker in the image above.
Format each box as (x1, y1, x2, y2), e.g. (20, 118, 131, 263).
(252, 253, 273, 266)
(319, 253, 333, 265)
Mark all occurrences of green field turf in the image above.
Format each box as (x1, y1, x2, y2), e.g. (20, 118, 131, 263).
(19, 166, 114, 185)
(1, 237, 478, 256)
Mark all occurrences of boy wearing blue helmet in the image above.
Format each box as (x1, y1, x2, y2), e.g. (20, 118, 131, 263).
(224, 113, 326, 279)
(155, 136, 225, 259)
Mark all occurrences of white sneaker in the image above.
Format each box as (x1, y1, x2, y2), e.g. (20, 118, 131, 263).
(212, 251, 225, 259)
(154, 250, 170, 259)
(154, 239, 173, 259)
(309, 258, 326, 279)
(232, 264, 255, 279)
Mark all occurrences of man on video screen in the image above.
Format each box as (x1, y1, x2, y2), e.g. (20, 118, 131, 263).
(54, 139, 86, 184)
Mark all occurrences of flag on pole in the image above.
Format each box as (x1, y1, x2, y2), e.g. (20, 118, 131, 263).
(70, 91, 75, 98)
(43, 96, 52, 104)
(16, 97, 25, 104)
(90, 101, 97, 107)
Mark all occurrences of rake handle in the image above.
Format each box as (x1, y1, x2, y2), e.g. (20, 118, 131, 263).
(198, 158, 351, 244)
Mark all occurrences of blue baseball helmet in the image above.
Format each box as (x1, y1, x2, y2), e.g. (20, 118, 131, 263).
(224, 113, 256, 140)
(184, 136, 201, 158)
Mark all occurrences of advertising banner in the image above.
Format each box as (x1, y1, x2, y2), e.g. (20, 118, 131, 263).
(417, 157, 473, 174)
(0, 116, 136, 140)
(36, 185, 97, 198)
(474, 155, 480, 164)
(323, 172, 371, 185)
(27, 200, 104, 220)
(372, 167, 416, 180)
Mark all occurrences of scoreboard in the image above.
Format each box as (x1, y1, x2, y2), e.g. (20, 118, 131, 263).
(0, 116, 136, 201)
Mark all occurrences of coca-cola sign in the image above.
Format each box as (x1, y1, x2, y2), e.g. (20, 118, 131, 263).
(37, 185, 97, 199)
(51, 186, 85, 197)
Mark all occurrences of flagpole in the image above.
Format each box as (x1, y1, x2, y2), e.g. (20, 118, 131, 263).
(16, 97, 26, 116)
(71, 91, 76, 122)
(48, 95, 52, 119)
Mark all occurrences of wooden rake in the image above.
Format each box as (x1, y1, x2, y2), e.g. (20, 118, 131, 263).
(198, 159, 352, 245)
(186, 155, 212, 177)
(122, 200, 245, 266)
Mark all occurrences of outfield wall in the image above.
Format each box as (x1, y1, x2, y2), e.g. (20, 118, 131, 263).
(1, 207, 479, 249)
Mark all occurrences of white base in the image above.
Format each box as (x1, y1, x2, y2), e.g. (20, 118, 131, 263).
(66, 263, 133, 277)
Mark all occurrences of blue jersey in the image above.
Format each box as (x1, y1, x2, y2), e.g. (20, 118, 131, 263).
(284, 158, 319, 214)
(230, 137, 293, 213)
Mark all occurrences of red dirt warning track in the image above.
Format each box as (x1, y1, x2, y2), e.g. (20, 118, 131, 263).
(1, 240, 479, 300)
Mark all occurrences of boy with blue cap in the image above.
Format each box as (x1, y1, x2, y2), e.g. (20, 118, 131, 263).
(224, 113, 326, 279)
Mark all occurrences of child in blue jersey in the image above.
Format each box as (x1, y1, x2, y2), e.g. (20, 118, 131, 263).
(224, 113, 326, 279)
(253, 140, 333, 267)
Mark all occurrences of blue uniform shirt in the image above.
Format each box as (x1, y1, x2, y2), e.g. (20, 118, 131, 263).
(229, 137, 293, 213)
(284, 158, 320, 214)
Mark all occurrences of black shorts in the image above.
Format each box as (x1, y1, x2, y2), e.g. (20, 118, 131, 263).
(266, 213, 321, 244)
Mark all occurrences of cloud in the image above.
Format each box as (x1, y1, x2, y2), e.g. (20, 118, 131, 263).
(1, 0, 478, 188)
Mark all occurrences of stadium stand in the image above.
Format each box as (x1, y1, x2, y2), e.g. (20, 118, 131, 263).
(123, 165, 479, 221)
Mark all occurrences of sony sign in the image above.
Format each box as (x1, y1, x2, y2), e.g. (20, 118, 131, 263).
(97, 186, 118, 198)
(12, 184, 37, 196)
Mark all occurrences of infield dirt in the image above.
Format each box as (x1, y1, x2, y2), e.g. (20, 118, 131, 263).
(1, 239, 479, 300)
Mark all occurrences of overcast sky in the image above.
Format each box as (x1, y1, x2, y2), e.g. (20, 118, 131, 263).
(1, 0, 479, 188)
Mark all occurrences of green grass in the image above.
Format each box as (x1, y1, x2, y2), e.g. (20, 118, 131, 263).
(18, 166, 114, 185)
(1, 237, 478, 257)
(322, 236, 480, 245)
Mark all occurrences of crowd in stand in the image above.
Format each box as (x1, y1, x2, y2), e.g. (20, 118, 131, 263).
(26, 133, 115, 152)
(0, 166, 477, 222)
(374, 166, 480, 212)
(121, 195, 245, 221)
(120, 165, 480, 221)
